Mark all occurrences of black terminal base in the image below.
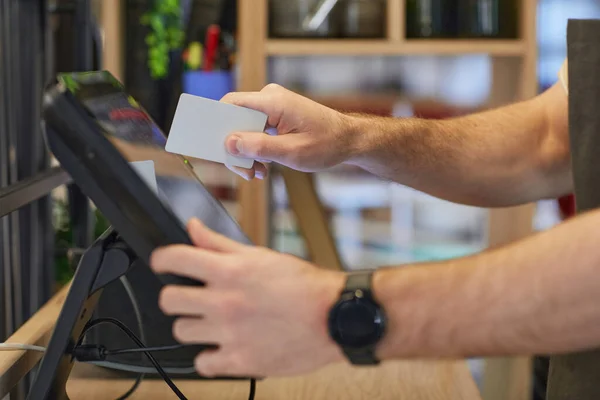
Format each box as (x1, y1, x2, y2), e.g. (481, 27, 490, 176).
(28, 227, 256, 399)
(27, 229, 138, 400)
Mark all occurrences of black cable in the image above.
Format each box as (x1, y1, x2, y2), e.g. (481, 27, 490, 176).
(108, 345, 257, 400)
(81, 318, 187, 400)
(248, 379, 256, 400)
(117, 276, 145, 399)
(116, 374, 143, 400)
(80, 320, 258, 399)
(106, 344, 189, 356)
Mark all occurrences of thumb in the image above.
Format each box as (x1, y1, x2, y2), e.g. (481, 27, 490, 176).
(226, 132, 297, 165)
(187, 218, 244, 253)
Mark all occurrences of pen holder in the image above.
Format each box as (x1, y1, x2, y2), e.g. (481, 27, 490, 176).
(183, 71, 234, 101)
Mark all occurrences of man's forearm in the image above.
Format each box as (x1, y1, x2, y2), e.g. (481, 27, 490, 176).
(372, 208, 600, 360)
(344, 84, 571, 207)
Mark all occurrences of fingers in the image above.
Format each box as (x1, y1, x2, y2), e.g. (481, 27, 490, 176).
(227, 161, 268, 181)
(220, 91, 264, 110)
(227, 165, 254, 181)
(254, 162, 268, 179)
(159, 286, 216, 317)
(187, 218, 245, 253)
(171, 317, 223, 344)
(195, 348, 249, 378)
(220, 89, 283, 128)
(226, 132, 298, 165)
(150, 245, 228, 282)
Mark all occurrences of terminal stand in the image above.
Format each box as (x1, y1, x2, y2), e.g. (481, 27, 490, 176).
(27, 228, 139, 400)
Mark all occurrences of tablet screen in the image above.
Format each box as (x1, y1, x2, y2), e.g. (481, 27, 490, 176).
(57, 71, 250, 245)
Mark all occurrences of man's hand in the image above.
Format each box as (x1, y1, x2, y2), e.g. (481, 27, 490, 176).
(150, 218, 346, 377)
(221, 84, 358, 180)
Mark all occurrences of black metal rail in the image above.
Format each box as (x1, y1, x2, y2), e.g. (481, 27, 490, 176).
(0, 167, 71, 218)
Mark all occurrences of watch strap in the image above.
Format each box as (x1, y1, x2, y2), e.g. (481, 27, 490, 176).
(343, 347, 381, 366)
(345, 271, 374, 296)
(343, 270, 380, 366)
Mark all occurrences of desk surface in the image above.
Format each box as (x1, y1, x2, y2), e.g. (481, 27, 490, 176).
(67, 359, 482, 400)
(2, 285, 481, 400)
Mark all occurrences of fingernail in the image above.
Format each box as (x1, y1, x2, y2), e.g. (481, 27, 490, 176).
(188, 217, 201, 227)
(256, 171, 264, 180)
(228, 136, 242, 155)
(149, 250, 162, 267)
(234, 170, 250, 181)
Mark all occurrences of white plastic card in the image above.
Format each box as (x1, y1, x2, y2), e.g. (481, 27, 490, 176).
(166, 93, 268, 169)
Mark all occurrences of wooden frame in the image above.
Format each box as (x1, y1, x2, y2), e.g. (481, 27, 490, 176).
(99, 0, 124, 82)
(280, 167, 344, 270)
(236, 0, 539, 251)
(236, 0, 270, 246)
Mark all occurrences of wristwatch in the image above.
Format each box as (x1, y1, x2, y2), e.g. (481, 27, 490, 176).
(328, 270, 387, 365)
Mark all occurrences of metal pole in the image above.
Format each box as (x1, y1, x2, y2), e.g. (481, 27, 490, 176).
(74, 0, 93, 71)
(67, 0, 94, 251)
(1, 0, 15, 339)
(9, 0, 24, 335)
(0, 0, 7, 341)
(41, 0, 55, 310)
(4, 7, 25, 396)
(24, 0, 41, 323)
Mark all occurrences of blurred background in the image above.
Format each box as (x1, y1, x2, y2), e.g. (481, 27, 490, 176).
(109, 0, 588, 273)
(2, 0, 600, 399)
(69, 0, 596, 276)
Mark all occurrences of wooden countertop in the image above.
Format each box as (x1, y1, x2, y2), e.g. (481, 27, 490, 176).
(1, 280, 482, 400)
(67, 359, 482, 400)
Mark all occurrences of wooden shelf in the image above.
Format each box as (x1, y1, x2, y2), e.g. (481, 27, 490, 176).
(266, 39, 527, 56)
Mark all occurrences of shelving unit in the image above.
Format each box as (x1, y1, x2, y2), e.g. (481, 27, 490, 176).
(97, 0, 539, 263)
(237, 0, 538, 246)
(237, 1, 539, 399)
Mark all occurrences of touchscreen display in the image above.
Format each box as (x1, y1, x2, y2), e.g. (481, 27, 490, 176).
(57, 71, 250, 245)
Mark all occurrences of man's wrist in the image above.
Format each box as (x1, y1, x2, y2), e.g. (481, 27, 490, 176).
(372, 267, 400, 361)
(340, 113, 378, 166)
(371, 263, 460, 361)
(317, 270, 347, 365)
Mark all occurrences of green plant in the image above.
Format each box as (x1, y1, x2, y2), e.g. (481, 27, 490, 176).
(53, 199, 73, 285)
(141, 0, 185, 79)
(53, 199, 111, 285)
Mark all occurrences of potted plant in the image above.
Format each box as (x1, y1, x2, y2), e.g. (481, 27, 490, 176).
(141, 0, 185, 80)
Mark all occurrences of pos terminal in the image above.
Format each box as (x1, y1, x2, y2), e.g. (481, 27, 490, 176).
(28, 71, 252, 399)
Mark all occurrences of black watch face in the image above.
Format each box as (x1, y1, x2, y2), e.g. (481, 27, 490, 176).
(329, 295, 385, 349)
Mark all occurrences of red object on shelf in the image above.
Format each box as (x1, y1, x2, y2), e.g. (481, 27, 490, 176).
(204, 24, 221, 72)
